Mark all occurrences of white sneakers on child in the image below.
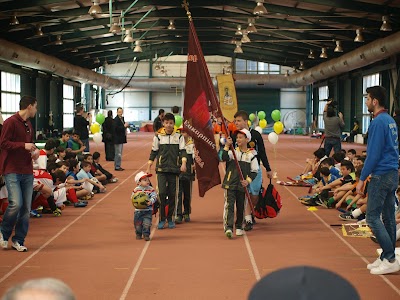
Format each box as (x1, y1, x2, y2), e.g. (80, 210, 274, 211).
(236, 229, 244, 236)
(369, 258, 400, 275)
(0, 232, 8, 249)
(225, 229, 232, 239)
(12, 241, 27, 252)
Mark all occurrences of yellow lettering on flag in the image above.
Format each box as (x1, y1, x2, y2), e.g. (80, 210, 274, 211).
(216, 74, 238, 122)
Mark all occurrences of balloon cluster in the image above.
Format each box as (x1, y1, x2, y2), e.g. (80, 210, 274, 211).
(268, 109, 283, 145)
(90, 113, 106, 145)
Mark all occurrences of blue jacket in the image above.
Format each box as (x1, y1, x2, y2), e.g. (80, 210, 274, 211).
(361, 111, 399, 181)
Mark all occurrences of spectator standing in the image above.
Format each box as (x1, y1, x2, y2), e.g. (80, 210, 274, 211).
(102, 110, 115, 161)
(323, 99, 345, 156)
(73, 105, 90, 152)
(113, 107, 129, 171)
(0, 96, 39, 252)
(153, 109, 165, 133)
(356, 86, 400, 275)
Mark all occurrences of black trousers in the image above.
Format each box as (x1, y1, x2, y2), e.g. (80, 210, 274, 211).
(177, 178, 192, 216)
(104, 142, 115, 161)
(157, 172, 179, 221)
(223, 189, 245, 231)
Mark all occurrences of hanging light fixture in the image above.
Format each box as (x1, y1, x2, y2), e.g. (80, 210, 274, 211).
(154, 63, 161, 70)
(334, 40, 343, 52)
(308, 49, 315, 59)
(133, 40, 142, 53)
(88, 0, 102, 16)
(234, 41, 243, 54)
(380, 15, 392, 31)
(71, 48, 78, 53)
(235, 25, 243, 35)
(109, 18, 121, 34)
(246, 18, 257, 33)
(241, 31, 251, 43)
(54, 35, 63, 45)
(320, 47, 328, 58)
(94, 57, 100, 64)
(253, 1, 268, 15)
(10, 14, 19, 26)
(299, 61, 305, 70)
(123, 29, 134, 43)
(167, 19, 176, 30)
(354, 29, 364, 42)
(35, 24, 44, 36)
(224, 65, 232, 74)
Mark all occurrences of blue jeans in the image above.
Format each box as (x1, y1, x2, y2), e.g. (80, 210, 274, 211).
(248, 168, 262, 196)
(366, 170, 398, 262)
(324, 137, 341, 156)
(1, 173, 34, 245)
(134, 210, 152, 237)
(114, 144, 123, 169)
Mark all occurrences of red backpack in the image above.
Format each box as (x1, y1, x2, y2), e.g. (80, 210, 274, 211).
(254, 180, 282, 219)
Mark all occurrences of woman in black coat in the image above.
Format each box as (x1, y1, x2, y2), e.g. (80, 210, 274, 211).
(102, 110, 115, 161)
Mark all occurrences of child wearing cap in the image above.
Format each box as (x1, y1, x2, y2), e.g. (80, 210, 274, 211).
(221, 129, 259, 238)
(132, 171, 158, 241)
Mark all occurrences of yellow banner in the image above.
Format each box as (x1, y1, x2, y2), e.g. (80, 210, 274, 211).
(216, 74, 238, 122)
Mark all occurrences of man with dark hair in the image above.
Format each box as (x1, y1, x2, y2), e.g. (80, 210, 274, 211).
(73, 105, 90, 152)
(113, 107, 129, 171)
(357, 86, 400, 275)
(172, 106, 179, 115)
(323, 99, 345, 156)
(153, 109, 165, 133)
(0, 95, 38, 252)
(102, 110, 114, 161)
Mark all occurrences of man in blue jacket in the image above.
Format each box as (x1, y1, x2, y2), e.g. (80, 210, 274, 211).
(356, 86, 400, 275)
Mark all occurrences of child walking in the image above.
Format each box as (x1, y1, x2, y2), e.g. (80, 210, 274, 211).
(221, 129, 258, 238)
(132, 171, 158, 241)
(146, 113, 187, 229)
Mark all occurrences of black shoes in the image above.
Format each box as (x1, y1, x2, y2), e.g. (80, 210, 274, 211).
(115, 168, 125, 171)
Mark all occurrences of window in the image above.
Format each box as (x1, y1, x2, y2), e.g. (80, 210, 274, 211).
(235, 59, 281, 74)
(63, 84, 74, 129)
(1, 72, 21, 121)
(362, 73, 380, 134)
(318, 86, 328, 130)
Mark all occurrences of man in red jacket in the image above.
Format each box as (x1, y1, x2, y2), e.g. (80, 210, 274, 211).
(0, 96, 38, 252)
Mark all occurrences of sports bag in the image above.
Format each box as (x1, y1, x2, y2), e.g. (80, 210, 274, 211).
(254, 179, 282, 219)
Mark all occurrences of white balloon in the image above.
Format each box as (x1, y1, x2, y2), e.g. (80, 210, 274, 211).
(220, 137, 226, 145)
(268, 132, 279, 145)
(255, 126, 262, 134)
(93, 132, 102, 144)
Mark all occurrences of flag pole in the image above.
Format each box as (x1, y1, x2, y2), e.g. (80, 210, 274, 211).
(182, 0, 255, 215)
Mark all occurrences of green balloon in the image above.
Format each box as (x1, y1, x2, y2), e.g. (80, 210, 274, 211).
(175, 115, 183, 127)
(271, 110, 281, 122)
(249, 113, 256, 122)
(96, 113, 105, 125)
(257, 111, 266, 120)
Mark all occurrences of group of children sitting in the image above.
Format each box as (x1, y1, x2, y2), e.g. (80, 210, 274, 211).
(298, 148, 400, 243)
(0, 131, 118, 223)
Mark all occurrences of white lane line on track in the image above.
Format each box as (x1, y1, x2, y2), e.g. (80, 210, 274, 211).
(119, 226, 157, 300)
(0, 142, 151, 285)
(244, 233, 261, 280)
(282, 184, 400, 297)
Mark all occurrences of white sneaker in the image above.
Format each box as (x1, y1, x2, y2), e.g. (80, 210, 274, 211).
(0, 232, 8, 249)
(367, 258, 382, 270)
(225, 229, 232, 239)
(236, 229, 244, 236)
(370, 258, 400, 275)
(12, 242, 27, 252)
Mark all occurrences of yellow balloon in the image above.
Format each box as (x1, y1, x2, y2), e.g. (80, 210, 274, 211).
(259, 119, 267, 129)
(248, 120, 251, 127)
(90, 123, 100, 134)
(273, 121, 284, 134)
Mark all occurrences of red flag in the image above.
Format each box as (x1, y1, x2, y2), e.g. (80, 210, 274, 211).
(183, 21, 221, 197)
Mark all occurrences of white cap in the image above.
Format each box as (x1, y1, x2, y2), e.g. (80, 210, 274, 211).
(237, 128, 251, 141)
(135, 171, 152, 184)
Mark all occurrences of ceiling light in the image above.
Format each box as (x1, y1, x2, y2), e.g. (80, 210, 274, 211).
(234, 42, 243, 54)
(320, 47, 328, 59)
(94, 57, 100, 64)
(160, 66, 165, 74)
(253, 1, 268, 15)
(88, 0, 102, 16)
(230, 38, 237, 44)
(54, 35, 63, 45)
(247, 18, 257, 33)
(241, 31, 251, 43)
(334, 40, 343, 52)
(224, 65, 232, 74)
(71, 48, 78, 53)
(299, 61, 305, 70)
(133, 40, 142, 53)
(308, 49, 315, 59)
(154, 63, 161, 70)
(167, 19, 176, 30)
(10, 14, 19, 26)
(380, 15, 392, 31)
(35, 24, 44, 36)
(354, 29, 364, 42)
(123, 29, 134, 43)
(235, 25, 243, 35)
(109, 18, 121, 34)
